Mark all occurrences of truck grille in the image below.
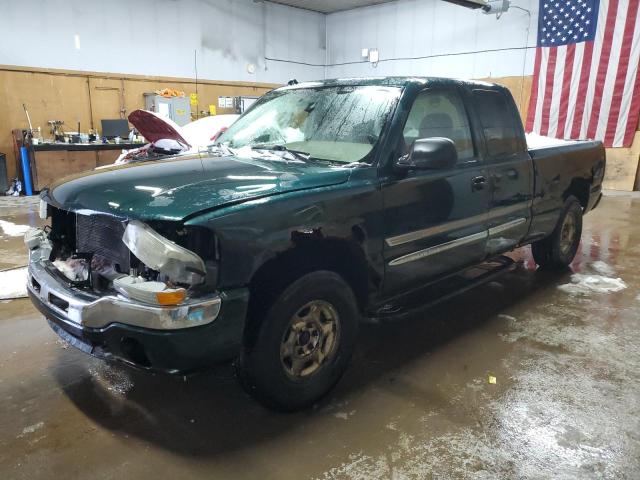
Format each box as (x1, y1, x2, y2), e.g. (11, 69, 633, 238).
(76, 213, 130, 271)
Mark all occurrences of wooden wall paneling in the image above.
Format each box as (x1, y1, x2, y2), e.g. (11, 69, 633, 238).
(66, 150, 98, 174)
(0, 65, 279, 186)
(0, 70, 92, 181)
(89, 77, 125, 133)
(0, 78, 11, 180)
(33, 150, 98, 191)
(602, 131, 640, 191)
(97, 149, 122, 166)
(33, 150, 68, 190)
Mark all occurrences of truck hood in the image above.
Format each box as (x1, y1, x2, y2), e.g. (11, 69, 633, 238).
(128, 109, 192, 148)
(44, 153, 352, 221)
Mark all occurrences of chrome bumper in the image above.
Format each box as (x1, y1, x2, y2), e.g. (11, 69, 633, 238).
(26, 234, 221, 331)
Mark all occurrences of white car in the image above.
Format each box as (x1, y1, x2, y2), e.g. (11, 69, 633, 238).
(116, 110, 240, 164)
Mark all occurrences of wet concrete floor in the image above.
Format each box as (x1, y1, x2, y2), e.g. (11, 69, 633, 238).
(0, 194, 638, 479)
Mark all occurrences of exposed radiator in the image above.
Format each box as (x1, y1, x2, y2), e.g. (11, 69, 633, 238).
(76, 213, 130, 271)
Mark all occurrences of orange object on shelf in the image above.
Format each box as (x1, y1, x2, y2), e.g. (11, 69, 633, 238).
(154, 88, 185, 98)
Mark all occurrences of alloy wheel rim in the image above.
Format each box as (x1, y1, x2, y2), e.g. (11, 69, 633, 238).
(280, 300, 340, 379)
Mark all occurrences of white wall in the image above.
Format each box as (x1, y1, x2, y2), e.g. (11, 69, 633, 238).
(326, 0, 538, 80)
(0, 0, 326, 83)
(0, 0, 540, 83)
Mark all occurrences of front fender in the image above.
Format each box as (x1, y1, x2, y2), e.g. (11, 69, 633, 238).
(185, 168, 384, 292)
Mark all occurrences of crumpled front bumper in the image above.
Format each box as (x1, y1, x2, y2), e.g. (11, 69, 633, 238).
(26, 230, 249, 373)
(27, 258, 222, 330)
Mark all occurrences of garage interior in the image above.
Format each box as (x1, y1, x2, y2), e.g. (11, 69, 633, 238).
(1, 0, 639, 478)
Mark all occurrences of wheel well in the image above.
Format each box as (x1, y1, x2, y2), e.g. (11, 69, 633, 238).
(243, 236, 371, 348)
(564, 178, 590, 209)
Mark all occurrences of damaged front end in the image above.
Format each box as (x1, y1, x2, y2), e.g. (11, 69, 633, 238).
(25, 200, 221, 331)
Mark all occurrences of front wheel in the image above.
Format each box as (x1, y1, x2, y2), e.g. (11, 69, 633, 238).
(531, 196, 583, 269)
(237, 271, 359, 411)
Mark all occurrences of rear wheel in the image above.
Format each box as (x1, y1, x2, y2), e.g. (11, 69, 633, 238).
(531, 196, 583, 269)
(237, 271, 358, 411)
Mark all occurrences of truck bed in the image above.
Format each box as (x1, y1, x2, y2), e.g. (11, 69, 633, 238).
(527, 140, 606, 240)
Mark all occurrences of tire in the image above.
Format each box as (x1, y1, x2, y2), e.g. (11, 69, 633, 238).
(237, 271, 359, 411)
(531, 195, 583, 269)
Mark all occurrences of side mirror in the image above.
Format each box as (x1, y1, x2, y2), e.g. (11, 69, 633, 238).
(396, 137, 458, 170)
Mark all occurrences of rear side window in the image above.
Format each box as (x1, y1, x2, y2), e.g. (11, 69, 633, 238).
(472, 89, 521, 158)
(402, 89, 474, 161)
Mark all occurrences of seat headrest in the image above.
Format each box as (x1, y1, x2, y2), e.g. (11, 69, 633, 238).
(419, 113, 453, 131)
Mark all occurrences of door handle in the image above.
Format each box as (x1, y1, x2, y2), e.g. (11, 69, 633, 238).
(506, 168, 518, 179)
(471, 175, 487, 191)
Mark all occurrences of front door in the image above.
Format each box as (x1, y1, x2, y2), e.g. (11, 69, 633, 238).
(381, 87, 490, 296)
(471, 89, 533, 255)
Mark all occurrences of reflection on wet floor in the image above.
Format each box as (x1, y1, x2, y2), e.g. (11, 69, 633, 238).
(0, 195, 639, 479)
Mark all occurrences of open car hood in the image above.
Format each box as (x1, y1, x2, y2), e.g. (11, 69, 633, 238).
(128, 109, 192, 148)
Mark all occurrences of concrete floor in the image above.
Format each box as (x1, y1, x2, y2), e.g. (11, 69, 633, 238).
(0, 194, 639, 479)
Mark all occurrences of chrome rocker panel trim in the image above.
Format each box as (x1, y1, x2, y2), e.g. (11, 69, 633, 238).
(385, 202, 530, 247)
(388, 231, 487, 266)
(388, 217, 527, 267)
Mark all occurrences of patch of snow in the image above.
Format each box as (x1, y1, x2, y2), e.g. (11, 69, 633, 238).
(53, 258, 89, 282)
(558, 274, 627, 295)
(526, 132, 576, 149)
(333, 410, 356, 420)
(0, 267, 27, 299)
(590, 261, 615, 276)
(0, 220, 30, 237)
(17, 421, 44, 438)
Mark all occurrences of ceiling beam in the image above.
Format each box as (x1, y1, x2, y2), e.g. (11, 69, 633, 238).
(441, 0, 487, 8)
(264, 0, 400, 14)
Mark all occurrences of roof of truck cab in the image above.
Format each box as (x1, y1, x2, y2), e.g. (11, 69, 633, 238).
(277, 77, 503, 90)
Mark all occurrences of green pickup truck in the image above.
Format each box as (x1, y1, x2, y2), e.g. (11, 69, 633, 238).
(26, 77, 605, 410)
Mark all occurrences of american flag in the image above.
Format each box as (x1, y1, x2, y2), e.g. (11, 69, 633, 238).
(526, 0, 640, 147)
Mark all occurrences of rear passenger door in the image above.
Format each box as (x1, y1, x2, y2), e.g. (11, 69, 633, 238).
(471, 89, 533, 255)
(382, 87, 490, 295)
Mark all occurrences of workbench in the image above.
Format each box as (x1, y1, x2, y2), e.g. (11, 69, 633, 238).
(28, 142, 143, 191)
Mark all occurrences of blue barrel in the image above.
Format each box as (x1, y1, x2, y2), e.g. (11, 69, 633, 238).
(20, 146, 34, 195)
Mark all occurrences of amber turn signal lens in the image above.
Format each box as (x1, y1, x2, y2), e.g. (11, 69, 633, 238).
(156, 289, 186, 305)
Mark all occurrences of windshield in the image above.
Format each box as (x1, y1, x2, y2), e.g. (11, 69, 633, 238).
(216, 85, 401, 164)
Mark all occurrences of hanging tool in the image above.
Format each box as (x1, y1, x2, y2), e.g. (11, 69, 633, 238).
(22, 103, 34, 134)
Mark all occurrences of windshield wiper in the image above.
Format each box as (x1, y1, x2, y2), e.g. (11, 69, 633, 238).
(251, 144, 311, 162)
(208, 143, 236, 156)
(342, 161, 369, 168)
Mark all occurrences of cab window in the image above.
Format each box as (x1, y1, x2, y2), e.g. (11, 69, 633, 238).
(472, 89, 522, 159)
(401, 89, 474, 162)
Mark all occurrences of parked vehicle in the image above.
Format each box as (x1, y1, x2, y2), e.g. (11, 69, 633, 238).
(26, 77, 605, 411)
(115, 111, 239, 163)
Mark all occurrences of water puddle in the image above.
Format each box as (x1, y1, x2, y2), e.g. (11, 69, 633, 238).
(88, 364, 134, 396)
